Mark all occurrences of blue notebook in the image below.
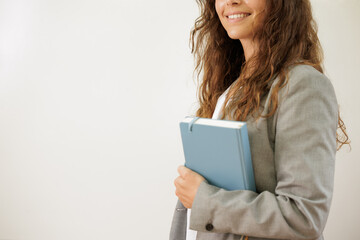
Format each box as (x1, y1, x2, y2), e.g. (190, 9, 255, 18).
(179, 116, 256, 191)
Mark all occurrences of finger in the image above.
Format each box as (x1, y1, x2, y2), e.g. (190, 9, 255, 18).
(176, 190, 185, 202)
(175, 188, 185, 199)
(174, 176, 186, 188)
(178, 165, 190, 178)
(177, 165, 184, 175)
(180, 197, 190, 209)
(174, 176, 181, 187)
(177, 194, 188, 206)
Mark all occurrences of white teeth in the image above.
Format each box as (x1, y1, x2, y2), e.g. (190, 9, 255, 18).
(228, 13, 249, 19)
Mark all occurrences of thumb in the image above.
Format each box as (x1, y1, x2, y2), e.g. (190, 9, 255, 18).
(177, 165, 190, 178)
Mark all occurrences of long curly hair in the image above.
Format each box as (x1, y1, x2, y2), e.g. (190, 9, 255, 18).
(191, 0, 349, 150)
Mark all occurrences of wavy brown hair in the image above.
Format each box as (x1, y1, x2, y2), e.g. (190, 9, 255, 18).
(191, 0, 349, 150)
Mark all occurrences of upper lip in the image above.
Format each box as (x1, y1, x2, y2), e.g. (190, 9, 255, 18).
(226, 11, 251, 17)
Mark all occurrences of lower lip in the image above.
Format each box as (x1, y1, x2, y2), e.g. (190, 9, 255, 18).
(226, 15, 250, 23)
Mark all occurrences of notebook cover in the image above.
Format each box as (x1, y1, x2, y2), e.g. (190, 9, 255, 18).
(179, 117, 256, 191)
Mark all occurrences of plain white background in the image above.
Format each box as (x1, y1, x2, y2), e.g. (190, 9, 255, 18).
(0, 0, 358, 239)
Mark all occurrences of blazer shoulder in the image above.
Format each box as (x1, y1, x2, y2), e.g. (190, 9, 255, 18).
(271, 64, 337, 102)
(286, 64, 334, 91)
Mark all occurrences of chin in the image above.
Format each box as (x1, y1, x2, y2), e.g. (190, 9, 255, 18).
(226, 30, 247, 40)
(228, 35, 240, 40)
(227, 33, 242, 40)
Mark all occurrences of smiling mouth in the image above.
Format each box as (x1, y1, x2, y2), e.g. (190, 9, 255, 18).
(226, 13, 251, 19)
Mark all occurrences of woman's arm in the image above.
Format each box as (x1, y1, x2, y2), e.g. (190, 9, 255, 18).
(189, 67, 338, 239)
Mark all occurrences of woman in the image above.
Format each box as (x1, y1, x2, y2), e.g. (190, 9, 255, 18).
(170, 0, 349, 240)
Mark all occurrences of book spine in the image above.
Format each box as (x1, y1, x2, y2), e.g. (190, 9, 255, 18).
(236, 128, 249, 190)
(241, 125, 256, 192)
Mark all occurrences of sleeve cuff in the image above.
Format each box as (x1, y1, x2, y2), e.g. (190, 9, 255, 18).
(189, 179, 220, 232)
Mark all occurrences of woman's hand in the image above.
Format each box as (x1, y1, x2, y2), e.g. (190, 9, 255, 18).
(174, 165, 205, 209)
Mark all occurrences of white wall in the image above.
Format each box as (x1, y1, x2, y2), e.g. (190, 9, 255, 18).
(0, 0, 358, 239)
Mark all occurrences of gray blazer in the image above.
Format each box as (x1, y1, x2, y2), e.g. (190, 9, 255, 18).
(169, 65, 338, 240)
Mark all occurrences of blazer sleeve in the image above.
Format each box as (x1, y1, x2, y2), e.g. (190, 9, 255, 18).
(189, 68, 339, 239)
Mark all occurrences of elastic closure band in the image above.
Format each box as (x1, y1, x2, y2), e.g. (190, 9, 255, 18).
(188, 117, 200, 133)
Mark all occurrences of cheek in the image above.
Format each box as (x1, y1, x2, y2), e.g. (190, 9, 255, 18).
(247, 0, 266, 12)
(215, 0, 224, 16)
